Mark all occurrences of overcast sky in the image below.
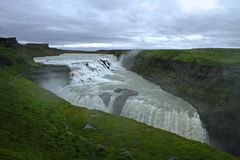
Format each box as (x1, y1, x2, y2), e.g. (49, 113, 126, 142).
(0, 0, 240, 50)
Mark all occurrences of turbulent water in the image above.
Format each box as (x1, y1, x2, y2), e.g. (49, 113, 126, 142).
(34, 53, 209, 143)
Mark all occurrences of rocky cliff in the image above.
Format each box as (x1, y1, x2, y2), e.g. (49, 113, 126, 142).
(28, 65, 70, 89)
(0, 37, 62, 68)
(0, 37, 18, 48)
(128, 50, 240, 156)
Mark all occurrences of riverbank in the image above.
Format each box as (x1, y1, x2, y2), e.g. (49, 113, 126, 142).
(128, 49, 240, 156)
(0, 38, 238, 159)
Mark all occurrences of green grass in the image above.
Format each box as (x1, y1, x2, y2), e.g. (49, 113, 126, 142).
(140, 49, 240, 65)
(0, 44, 238, 159)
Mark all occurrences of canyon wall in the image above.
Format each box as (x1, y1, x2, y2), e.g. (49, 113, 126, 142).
(128, 52, 240, 156)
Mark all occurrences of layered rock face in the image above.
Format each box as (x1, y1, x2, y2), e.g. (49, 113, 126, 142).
(129, 54, 240, 156)
(28, 65, 70, 89)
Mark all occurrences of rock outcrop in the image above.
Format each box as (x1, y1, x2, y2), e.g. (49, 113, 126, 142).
(0, 37, 18, 48)
(99, 92, 112, 107)
(99, 89, 139, 115)
(112, 88, 138, 115)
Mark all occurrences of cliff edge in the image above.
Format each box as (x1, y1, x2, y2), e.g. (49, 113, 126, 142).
(128, 49, 240, 156)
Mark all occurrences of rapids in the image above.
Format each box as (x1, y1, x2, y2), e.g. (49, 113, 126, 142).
(34, 53, 209, 143)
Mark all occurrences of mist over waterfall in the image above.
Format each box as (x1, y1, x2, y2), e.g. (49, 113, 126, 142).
(34, 53, 209, 143)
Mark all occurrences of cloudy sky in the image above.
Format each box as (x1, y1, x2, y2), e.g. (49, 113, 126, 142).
(0, 0, 240, 50)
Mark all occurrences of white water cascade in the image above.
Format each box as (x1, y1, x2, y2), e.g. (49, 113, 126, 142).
(34, 53, 209, 143)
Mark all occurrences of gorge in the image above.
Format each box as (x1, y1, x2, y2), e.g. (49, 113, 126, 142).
(33, 53, 209, 143)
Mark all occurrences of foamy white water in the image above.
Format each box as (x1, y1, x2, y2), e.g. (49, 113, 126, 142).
(34, 53, 209, 143)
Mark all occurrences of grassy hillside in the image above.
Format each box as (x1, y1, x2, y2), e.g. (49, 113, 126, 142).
(0, 44, 238, 159)
(140, 49, 240, 65)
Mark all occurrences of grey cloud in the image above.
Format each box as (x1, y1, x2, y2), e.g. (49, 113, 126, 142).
(0, 0, 240, 49)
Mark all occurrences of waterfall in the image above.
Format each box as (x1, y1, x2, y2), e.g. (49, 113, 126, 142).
(34, 53, 209, 143)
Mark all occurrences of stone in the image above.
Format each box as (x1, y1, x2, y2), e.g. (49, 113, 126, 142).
(99, 92, 111, 107)
(112, 88, 138, 115)
(83, 124, 96, 130)
(168, 156, 179, 160)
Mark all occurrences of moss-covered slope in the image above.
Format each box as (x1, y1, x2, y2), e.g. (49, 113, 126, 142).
(0, 43, 237, 159)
